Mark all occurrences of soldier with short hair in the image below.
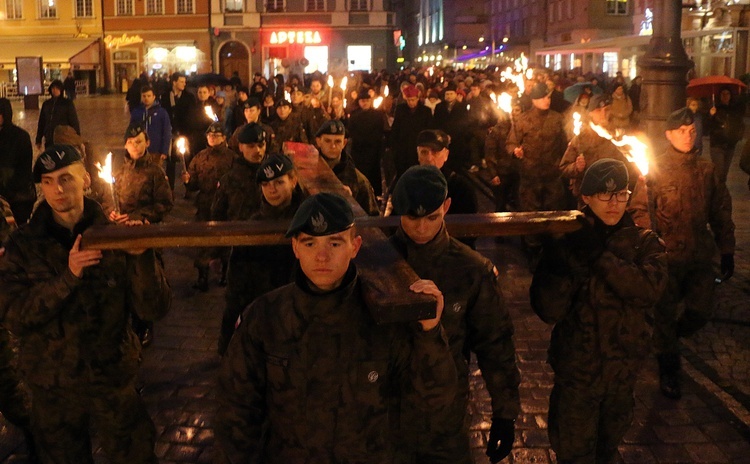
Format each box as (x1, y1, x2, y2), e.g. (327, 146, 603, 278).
(531, 159, 668, 464)
(215, 192, 457, 463)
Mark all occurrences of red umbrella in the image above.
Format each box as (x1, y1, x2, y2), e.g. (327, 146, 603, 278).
(686, 76, 746, 99)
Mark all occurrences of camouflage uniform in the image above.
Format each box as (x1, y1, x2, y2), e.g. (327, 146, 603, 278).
(215, 264, 457, 463)
(219, 190, 304, 355)
(210, 157, 263, 221)
(485, 116, 519, 211)
(271, 114, 309, 147)
(530, 209, 667, 464)
(228, 121, 277, 155)
(630, 145, 735, 358)
(505, 107, 567, 212)
(104, 154, 173, 223)
(332, 152, 380, 216)
(390, 226, 520, 463)
(0, 198, 172, 464)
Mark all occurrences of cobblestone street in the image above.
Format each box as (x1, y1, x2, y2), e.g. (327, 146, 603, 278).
(1, 95, 749, 463)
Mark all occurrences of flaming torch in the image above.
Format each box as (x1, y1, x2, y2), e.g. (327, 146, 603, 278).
(572, 112, 582, 136)
(284, 90, 291, 103)
(176, 136, 188, 174)
(588, 122, 649, 176)
(384, 84, 389, 98)
(498, 93, 513, 114)
(96, 152, 119, 214)
(373, 95, 384, 109)
(204, 105, 218, 122)
(340, 76, 348, 109)
(327, 75, 334, 107)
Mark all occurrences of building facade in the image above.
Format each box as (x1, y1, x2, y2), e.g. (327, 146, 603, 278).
(210, 0, 398, 84)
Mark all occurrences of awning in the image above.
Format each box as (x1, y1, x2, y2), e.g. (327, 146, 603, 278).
(0, 38, 100, 65)
(535, 35, 652, 56)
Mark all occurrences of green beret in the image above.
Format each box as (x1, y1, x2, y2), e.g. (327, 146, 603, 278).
(206, 122, 225, 135)
(238, 123, 266, 144)
(315, 120, 346, 138)
(392, 165, 448, 217)
(285, 192, 354, 238)
(665, 107, 694, 131)
(580, 158, 629, 196)
(529, 82, 551, 100)
(33, 144, 83, 182)
(257, 153, 294, 182)
(124, 122, 147, 140)
(587, 94, 612, 111)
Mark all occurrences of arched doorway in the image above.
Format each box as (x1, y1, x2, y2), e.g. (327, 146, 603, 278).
(219, 41, 249, 87)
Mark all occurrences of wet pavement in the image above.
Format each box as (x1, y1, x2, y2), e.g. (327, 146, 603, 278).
(1, 95, 749, 463)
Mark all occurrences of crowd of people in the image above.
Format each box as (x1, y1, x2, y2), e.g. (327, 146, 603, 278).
(0, 63, 746, 463)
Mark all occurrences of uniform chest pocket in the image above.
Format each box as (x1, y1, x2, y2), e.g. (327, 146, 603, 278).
(354, 360, 389, 409)
(264, 352, 290, 388)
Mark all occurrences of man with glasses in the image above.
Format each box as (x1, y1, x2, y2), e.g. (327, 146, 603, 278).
(631, 108, 735, 399)
(531, 158, 668, 464)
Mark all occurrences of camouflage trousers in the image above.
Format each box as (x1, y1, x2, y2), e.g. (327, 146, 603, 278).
(29, 382, 157, 464)
(653, 262, 715, 356)
(518, 176, 565, 248)
(0, 329, 31, 430)
(548, 379, 635, 464)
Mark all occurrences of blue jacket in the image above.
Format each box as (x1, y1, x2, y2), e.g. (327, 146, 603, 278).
(130, 102, 172, 156)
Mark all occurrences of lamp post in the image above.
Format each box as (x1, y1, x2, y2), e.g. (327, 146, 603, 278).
(638, 0, 693, 148)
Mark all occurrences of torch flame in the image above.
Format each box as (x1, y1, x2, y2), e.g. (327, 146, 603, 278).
(573, 112, 582, 136)
(588, 122, 649, 175)
(284, 90, 291, 102)
(373, 96, 384, 109)
(204, 105, 218, 122)
(525, 68, 534, 80)
(489, 93, 497, 105)
(96, 152, 115, 185)
(384, 85, 389, 97)
(499, 93, 513, 114)
(327, 75, 333, 88)
(340, 76, 348, 92)
(176, 136, 187, 155)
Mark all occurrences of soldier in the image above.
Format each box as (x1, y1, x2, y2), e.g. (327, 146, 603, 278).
(465, 81, 498, 170)
(0, 145, 172, 463)
(182, 123, 235, 292)
(217, 153, 304, 355)
(215, 192, 457, 463)
(228, 98, 277, 155)
(314, 120, 380, 216)
(630, 108, 735, 399)
(272, 99, 308, 146)
(347, 90, 389, 196)
(390, 165, 520, 464)
(559, 95, 639, 208)
(531, 159, 668, 464)
(484, 99, 521, 212)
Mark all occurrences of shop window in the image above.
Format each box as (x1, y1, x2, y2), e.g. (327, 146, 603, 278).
(75, 0, 93, 17)
(350, 0, 369, 11)
(225, 0, 243, 12)
(39, 0, 57, 18)
(602, 52, 618, 77)
(177, 0, 194, 14)
(6, 0, 23, 19)
(304, 46, 328, 73)
(116, 0, 134, 16)
(147, 0, 164, 14)
(347, 45, 371, 72)
(307, 0, 324, 11)
(266, 0, 284, 12)
(606, 0, 627, 15)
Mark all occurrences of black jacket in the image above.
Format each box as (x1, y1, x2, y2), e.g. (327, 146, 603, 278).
(36, 96, 80, 147)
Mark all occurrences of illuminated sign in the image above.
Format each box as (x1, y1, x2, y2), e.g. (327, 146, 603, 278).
(270, 31, 322, 45)
(104, 34, 144, 49)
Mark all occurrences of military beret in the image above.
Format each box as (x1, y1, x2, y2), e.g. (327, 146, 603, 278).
(285, 192, 354, 238)
(392, 165, 448, 218)
(587, 94, 612, 112)
(242, 97, 261, 110)
(402, 85, 420, 98)
(33, 144, 83, 182)
(416, 130, 450, 151)
(124, 122, 147, 140)
(357, 90, 372, 100)
(529, 82, 551, 100)
(444, 82, 458, 92)
(665, 107, 695, 131)
(277, 99, 292, 107)
(238, 123, 266, 144)
(257, 153, 294, 182)
(206, 122, 225, 135)
(580, 158, 629, 196)
(315, 120, 347, 138)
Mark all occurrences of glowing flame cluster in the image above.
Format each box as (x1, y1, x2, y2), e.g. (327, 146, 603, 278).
(176, 136, 188, 155)
(204, 105, 218, 122)
(489, 92, 514, 114)
(373, 95, 383, 109)
(589, 122, 650, 175)
(340, 76, 348, 108)
(572, 112, 582, 136)
(96, 152, 115, 185)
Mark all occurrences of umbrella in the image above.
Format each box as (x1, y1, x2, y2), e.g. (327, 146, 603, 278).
(563, 82, 603, 103)
(189, 73, 231, 87)
(686, 76, 746, 99)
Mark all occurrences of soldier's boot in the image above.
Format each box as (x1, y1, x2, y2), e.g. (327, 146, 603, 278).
(219, 261, 228, 287)
(658, 353, 682, 399)
(193, 267, 209, 292)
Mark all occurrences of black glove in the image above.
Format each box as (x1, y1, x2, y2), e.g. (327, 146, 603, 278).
(566, 216, 604, 264)
(486, 418, 515, 463)
(721, 254, 734, 281)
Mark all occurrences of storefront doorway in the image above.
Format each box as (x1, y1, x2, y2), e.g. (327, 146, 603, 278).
(112, 49, 139, 93)
(219, 41, 249, 85)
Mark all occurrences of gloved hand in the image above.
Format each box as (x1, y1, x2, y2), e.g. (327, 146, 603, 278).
(486, 418, 515, 463)
(721, 254, 734, 281)
(566, 216, 604, 264)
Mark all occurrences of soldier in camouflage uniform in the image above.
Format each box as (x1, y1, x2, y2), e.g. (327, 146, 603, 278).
(272, 99, 309, 146)
(215, 192, 457, 463)
(0, 145, 172, 464)
(559, 95, 640, 208)
(531, 159, 668, 464)
(182, 123, 235, 291)
(389, 166, 520, 464)
(228, 98, 277, 155)
(314, 120, 380, 216)
(630, 108, 735, 400)
(484, 100, 521, 212)
(106, 124, 173, 224)
(217, 154, 305, 355)
(211, 123, 266, 222)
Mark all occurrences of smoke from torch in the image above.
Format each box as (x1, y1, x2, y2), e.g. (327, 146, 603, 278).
(96, 152, 120, 214)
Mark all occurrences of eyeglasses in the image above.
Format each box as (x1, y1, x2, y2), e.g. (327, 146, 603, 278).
(595, 190, 631, 202)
